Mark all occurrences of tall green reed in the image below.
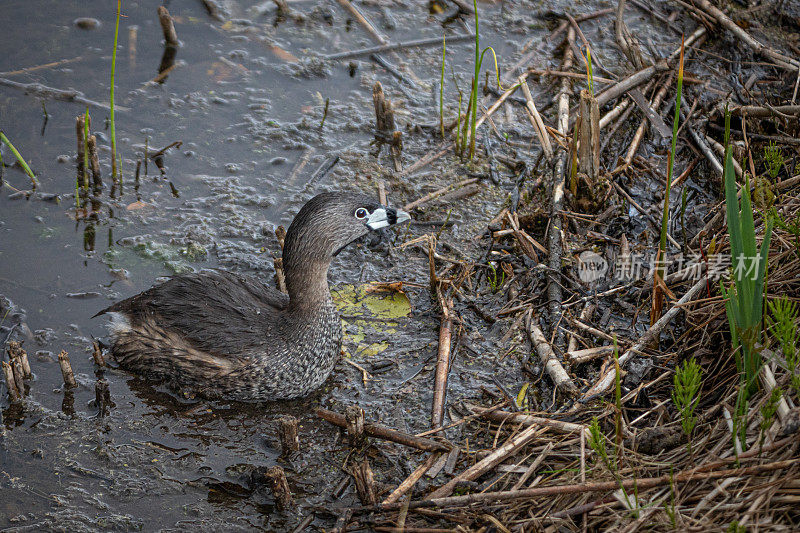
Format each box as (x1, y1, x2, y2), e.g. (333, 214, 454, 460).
(457, 0, 504, 161)
(655, 38, 684, 291)
(440, 34, 446, 138)
(110, 0, 121, 181)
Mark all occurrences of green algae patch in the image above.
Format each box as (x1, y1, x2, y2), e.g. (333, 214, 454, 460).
(333, 283, 412, 320)
(335, 283, 411, 357)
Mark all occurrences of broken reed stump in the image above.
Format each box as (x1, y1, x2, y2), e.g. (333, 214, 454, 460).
(272, 0, 305, 23)
(274, 257, 287, 294)
(278, 415, 300, 455)
(157, 6, 179, 47)
(76, 114, 89, 189)
(87, 135, 102, 192)
(10, 356, 25, 396)
(390, 131, 403, 172)
(372, 81, 402, 170)
(265, 466, 293, 510)
(275, 225, 287, 250)
(345, 405, 367, 449)
(274, 226, 288, 293)
(351, 457, 377, 505)
(95, 378, 111, 417)
(92, 339, 105, 367)
(2, 361, 21, 402)
(7, 341, 31, 378)
(58, 350, 77, 389)
(576, 89, 600, 189)
(372, 82, 394, 136)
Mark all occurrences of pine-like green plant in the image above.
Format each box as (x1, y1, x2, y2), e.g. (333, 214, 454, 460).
(764, 142, 783, 180)
(672, 358, 702, 453)
(768, 297, 799, 399)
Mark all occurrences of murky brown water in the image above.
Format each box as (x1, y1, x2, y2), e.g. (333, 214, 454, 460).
(0, 0, 708, 530)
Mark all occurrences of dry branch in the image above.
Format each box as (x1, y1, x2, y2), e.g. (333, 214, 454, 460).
(315, 408, 450, 453)
(382, 453, 440, 505)
(431, 298, 453, 429)
(526, 311, 578, 396)
(425, 420, 546, 499)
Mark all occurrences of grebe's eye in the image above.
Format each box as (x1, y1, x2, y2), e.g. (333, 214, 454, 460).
(355, 207, 369, 219)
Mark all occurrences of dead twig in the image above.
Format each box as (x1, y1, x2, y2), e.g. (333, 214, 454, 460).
(315, 408, 451, 453)
(431, 298, 453, 429)
(525, 311, 578, 397)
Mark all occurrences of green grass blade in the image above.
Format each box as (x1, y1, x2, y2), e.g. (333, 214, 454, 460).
(723, 148, 744, 268)
(0, 131, 39, 188)
(753, 217, 773, 324)
(740, 175, 758, 261)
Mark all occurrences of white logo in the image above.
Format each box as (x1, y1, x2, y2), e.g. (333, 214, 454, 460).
(577, 251, 608, 283)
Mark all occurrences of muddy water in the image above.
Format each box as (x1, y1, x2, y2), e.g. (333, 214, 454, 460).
(0, 0, 695, 530)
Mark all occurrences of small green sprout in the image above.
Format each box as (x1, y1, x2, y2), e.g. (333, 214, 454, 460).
(764, 142, 783, 180)
(768, 297, 799, 399)
(672, 358, 702, 454)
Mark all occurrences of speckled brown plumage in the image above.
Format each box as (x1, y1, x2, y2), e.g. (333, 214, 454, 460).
(96, 192, 410, 401)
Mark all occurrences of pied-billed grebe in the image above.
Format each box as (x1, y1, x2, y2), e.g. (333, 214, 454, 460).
(96, 192, 411, 401)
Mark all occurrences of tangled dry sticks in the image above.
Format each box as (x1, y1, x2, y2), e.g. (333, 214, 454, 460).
(291, 0, 800, 530)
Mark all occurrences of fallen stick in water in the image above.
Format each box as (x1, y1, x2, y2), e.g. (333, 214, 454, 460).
(324, 33, 474, 61)
(0, 78, 123, 111)
(526, 311, 578, 397)
(430, 297, 453, 429)
(315, 407, 451, 453)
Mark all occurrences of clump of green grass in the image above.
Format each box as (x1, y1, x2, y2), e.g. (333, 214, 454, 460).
(0, 131, 39, 188)
(457, 0, 504, 161)
(720, 107, 773, 452)
(487, 262, 505, 293)
(768, 297, 799, 399)
(672, 357, 702, 454)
